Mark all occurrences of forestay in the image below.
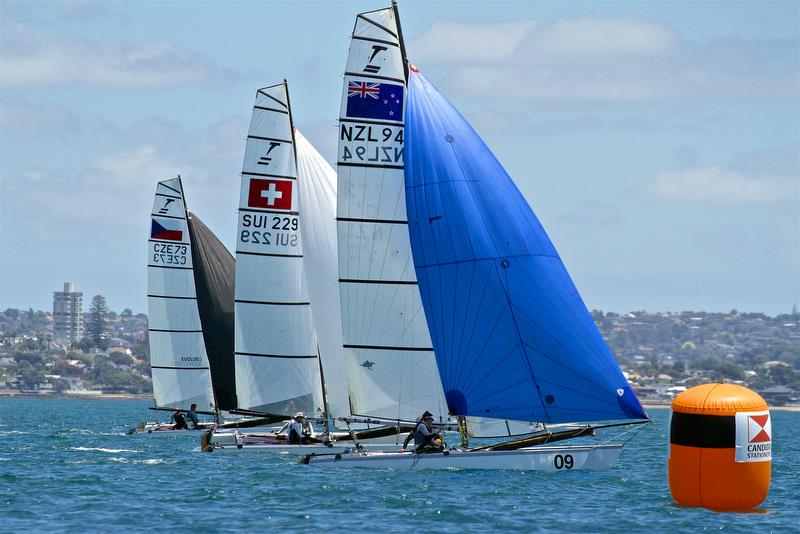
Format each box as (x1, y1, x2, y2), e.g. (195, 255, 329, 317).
(147, 178, 216, 411)
(337, 5, 448, 422)
(404, 70, 648, 424)
(234, 83, 324, 416)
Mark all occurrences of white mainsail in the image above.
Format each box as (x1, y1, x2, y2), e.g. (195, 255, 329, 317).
(293, 129, 357, 421)
(336, 5, 448, 422)
(233, 82, 324, 416)
(147, 177, 216, 412)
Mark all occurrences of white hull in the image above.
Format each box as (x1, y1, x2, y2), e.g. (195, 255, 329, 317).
(301, 444, 624, 471)
(132, 423, 213, 435)
(209, 429, 407, 447)
(205, 429, 409, 454)
(131, 421, 275, 436)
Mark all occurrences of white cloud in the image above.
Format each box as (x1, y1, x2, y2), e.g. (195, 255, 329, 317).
(0, 22, 236, 87)
(627, 166, 797, 205)
(411, 21, 536, 63)
(0, 96, 84, 137)
(408, 17, 798, 102)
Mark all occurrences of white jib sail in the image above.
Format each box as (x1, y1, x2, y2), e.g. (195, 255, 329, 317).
(293, 129, 357, 421)
(147, 177, 216, 412)
(337, 6, 448, 422)
(234, 82, 324, 416)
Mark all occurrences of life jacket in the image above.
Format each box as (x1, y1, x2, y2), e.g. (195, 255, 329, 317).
(414, 422, 435, 448)
(173, 412, 188, 430)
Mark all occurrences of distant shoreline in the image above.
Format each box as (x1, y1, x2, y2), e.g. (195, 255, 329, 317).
(2, 392, 798, 411)
(0, 390, 153, 401)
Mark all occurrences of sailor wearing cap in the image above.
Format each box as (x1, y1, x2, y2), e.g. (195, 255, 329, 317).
(287, 412, 308, 444)
(407, 411, 443, 453)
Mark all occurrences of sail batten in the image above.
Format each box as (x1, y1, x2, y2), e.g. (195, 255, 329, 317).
(233, 83, 323, 417)
(336, 6, 448, 422)
(147, 178, 216, 412)
(404, 71, 647, 424)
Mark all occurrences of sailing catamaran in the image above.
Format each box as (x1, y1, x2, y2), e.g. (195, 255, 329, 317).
(135, 177, 268, 434)
(203, 83, 410, 452)
(301, 2, 648, 469)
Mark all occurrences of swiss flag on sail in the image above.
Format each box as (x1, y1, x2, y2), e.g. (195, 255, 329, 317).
(247, 178, 292, 210)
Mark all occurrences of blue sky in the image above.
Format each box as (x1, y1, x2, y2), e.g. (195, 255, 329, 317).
(1, 0, 798, 315)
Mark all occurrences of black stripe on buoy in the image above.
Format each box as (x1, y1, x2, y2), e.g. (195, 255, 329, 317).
(670, 412, 735, 448)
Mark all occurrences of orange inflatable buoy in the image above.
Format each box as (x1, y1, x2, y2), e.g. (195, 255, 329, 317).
(668, 383, 771, 510)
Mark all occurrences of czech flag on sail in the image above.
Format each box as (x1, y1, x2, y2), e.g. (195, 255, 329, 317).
(346, 80, 404, 121)
(247, 178, 293, 211)
(151, 219, 183, 241)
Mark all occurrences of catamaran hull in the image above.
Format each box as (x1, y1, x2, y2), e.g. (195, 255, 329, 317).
(205, 430, 409, 453)
(207, 442, 393, 455)
(209, 430, 408, 447)
(301, 444, 624, 471)
(130, 421, 276, 436)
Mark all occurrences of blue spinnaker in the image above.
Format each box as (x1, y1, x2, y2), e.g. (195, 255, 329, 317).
(404, 70, 647, 424)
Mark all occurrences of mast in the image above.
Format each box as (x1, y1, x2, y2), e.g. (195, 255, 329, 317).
(316, 345, 331, 434)
(391, 0, 409, 82)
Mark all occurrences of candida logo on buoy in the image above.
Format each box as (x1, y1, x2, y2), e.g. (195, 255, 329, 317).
(735, 410, 771, 462)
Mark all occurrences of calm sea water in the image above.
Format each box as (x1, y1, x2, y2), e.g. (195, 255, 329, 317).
(0, 398, 798, 532)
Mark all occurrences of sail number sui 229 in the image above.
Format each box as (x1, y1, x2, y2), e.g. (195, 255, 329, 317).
(240, 214, 298, 248)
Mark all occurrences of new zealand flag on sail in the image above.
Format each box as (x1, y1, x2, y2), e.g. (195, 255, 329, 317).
(346, 80, 404, 121)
